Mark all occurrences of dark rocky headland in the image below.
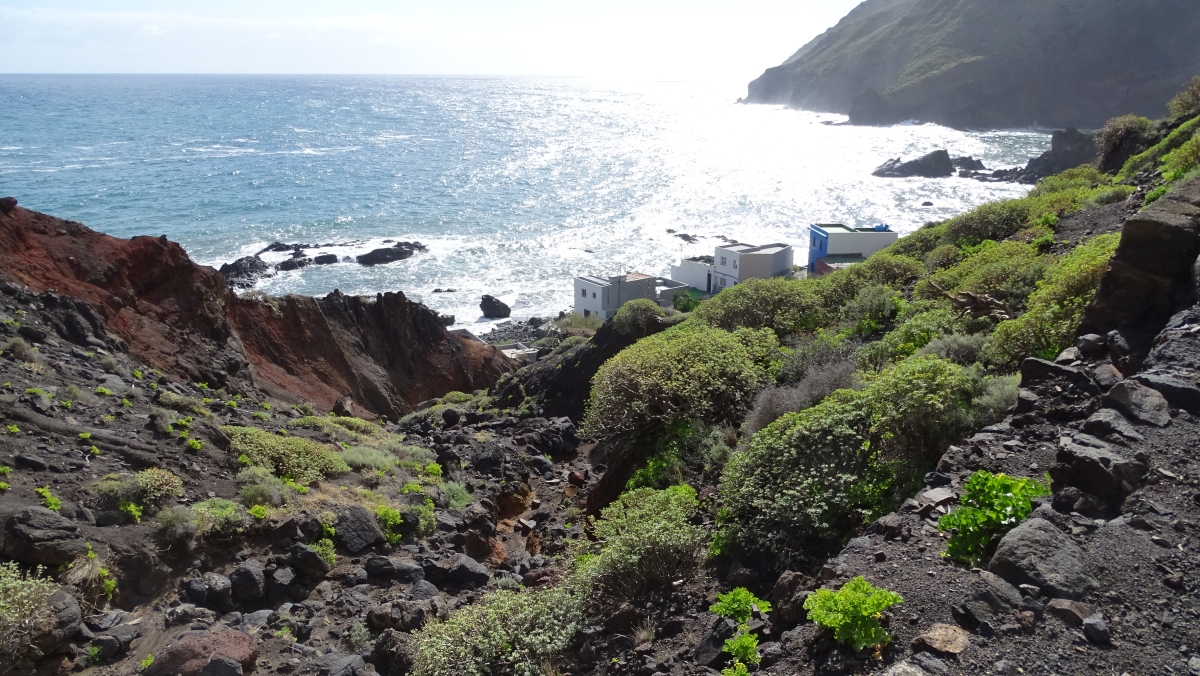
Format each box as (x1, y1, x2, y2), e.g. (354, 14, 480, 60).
(3, 78, 1200, 676)
(744, 0, 1200, 130)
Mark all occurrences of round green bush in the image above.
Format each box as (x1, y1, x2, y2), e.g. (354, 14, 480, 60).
(581, 324, 773, 440)
(612, 298, 665, 337)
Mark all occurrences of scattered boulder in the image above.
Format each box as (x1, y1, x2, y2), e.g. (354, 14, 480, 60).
(1045, 598, 1094, 627)
(204, 572, 234, 611)
(872, 150, 955, 178)
(771, 570, 814, 624)
(952, 571, 1040, 633)
(373, 629, 416, 676)
(196, 655, 243, 676)
(1080, 410, 1142, 441)
(0, 196, 16, 215)
(357, 242, 425, 267)
(1082, 613, 1111, 643)
(2, 506, 89, 566)
(229, 562, 265, 602)
(480, 295, 511, 319)
(313, 253, 338, 265)
(334, 505, 386, 554)
(218, 256, 273, 289)
(1050, 437, 1148, 502)
(911, 623, 970, 655)
(313, 652, 365, 676)
(1103, 380, 1171, 426)
(447, 553, 491, 589)
(146, 629, 258, 676)
(275, 257, 311, 272)
(332, 395, 355, 417)
(31, 589, 82, 657)
(410, 579, 440, 600)
(291, 542, 333, 579)
(988, 518, 1098, 600)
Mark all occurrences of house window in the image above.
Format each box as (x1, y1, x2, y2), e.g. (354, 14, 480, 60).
(581, 288, 587, 297)
(583, 309, 590, 317)
(592, 292, 596, 298)
(732, 259, 737, 269)
(720, 256, 727, 266)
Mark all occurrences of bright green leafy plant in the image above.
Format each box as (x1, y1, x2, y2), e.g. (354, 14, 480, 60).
(938, 470, 1049, 565)
(723, 629, 760, 666)
(803, 576, 902, 652)
(35, 486, 61, 512)
(710, 587, 772, 625)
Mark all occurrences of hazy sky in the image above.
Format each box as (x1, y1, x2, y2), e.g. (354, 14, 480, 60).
(0, 1, 860, 86)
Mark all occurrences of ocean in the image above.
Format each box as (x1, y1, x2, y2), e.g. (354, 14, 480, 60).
(0, 74, 1049, 330)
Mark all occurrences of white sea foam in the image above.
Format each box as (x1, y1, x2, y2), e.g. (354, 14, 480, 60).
(0, 75, 1048, 329)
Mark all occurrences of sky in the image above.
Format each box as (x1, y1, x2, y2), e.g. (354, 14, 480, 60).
(0, 1, 861, 87)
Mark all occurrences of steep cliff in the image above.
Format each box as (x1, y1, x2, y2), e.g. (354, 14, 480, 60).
(0, 203, 514, 419)
(746, 0, 1200, 129)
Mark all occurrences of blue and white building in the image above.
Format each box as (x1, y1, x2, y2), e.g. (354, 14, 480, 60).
(807, 224, 898, 276)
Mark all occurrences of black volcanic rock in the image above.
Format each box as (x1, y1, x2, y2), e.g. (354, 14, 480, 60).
(313, 253, 338, 265)
(872, 150, 954, 178)
(357, 241, 426, 267)
(480, 295, 511, 319)
(219, 255, 273, 289)
(275, 257, 311, 272)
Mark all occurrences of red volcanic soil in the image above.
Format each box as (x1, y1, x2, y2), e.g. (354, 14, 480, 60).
(0, 202, 514, 418)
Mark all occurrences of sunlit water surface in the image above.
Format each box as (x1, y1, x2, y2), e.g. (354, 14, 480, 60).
(0, 75, 1049, 329)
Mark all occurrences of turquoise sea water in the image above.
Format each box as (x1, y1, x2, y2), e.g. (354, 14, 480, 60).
(0, 75, 1049, 328)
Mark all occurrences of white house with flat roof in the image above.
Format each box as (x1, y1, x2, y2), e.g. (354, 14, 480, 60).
(670, 242, 794, 293)
(574, 272, 656, 319)
(807, 224, 897, 276)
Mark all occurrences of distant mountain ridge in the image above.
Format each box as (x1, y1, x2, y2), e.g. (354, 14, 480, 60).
(745, 0, 1200, 129)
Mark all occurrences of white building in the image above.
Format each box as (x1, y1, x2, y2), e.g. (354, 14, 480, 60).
(670, 242, 794, 293)
(574, 272, 657, 319)
(807, 224, 897, 276)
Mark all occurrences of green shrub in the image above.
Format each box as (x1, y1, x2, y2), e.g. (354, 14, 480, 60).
(138, 654, 154, 671)
(192, 498, 245, 533)
(857, 309, 957, 370)
(1096, 114, 1153, 157)
(1168, 76, 1200, 119)
(938, 471, 1049, 565)
(444, 482, 472, 510)
(917, 332, 989, 366)
(695, 277, 826, 335)
(312, 538, 337, 566)
(136, 468, 183, 507)
(941, 167, 1118, 247)
(411, 583, 585, 676)
(672, 290, 701, 312)
(710, 588, 773, 624)
(156, 391, 208, 416)
(916, 241, 1051, 313)
(987, 233, 1120, 366)
(1119, 114, 1200, 180)
(221, 425, 350, 484)
(840, 284, 900, 336)
(718, 356, 975, 564)
(555, 312, 603, 333)
(236, 467, 294, 507)
(1161, 133, 1200, 181)
(35, 486, 61, 512)
(804, 576, 902, 651)
(248, 504, 268, 520)
(879, 222, 947, 260)
(581, 324, 772, 440)
(342, 621, 372, 651)
(0, 561, 60, 663)
(119, 500, 143, 523)
(584, 485, 706, 601)
(340, 445, 397, 471)
(613, 298, 664, 337)
(154, 506, 197, 542)
(550, 335, 588, 356)
(328, 416, 386, 437)
(1145, 185, 1169, 204)
(924, 243, 964, 271)
(723, 629, 760, 666)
